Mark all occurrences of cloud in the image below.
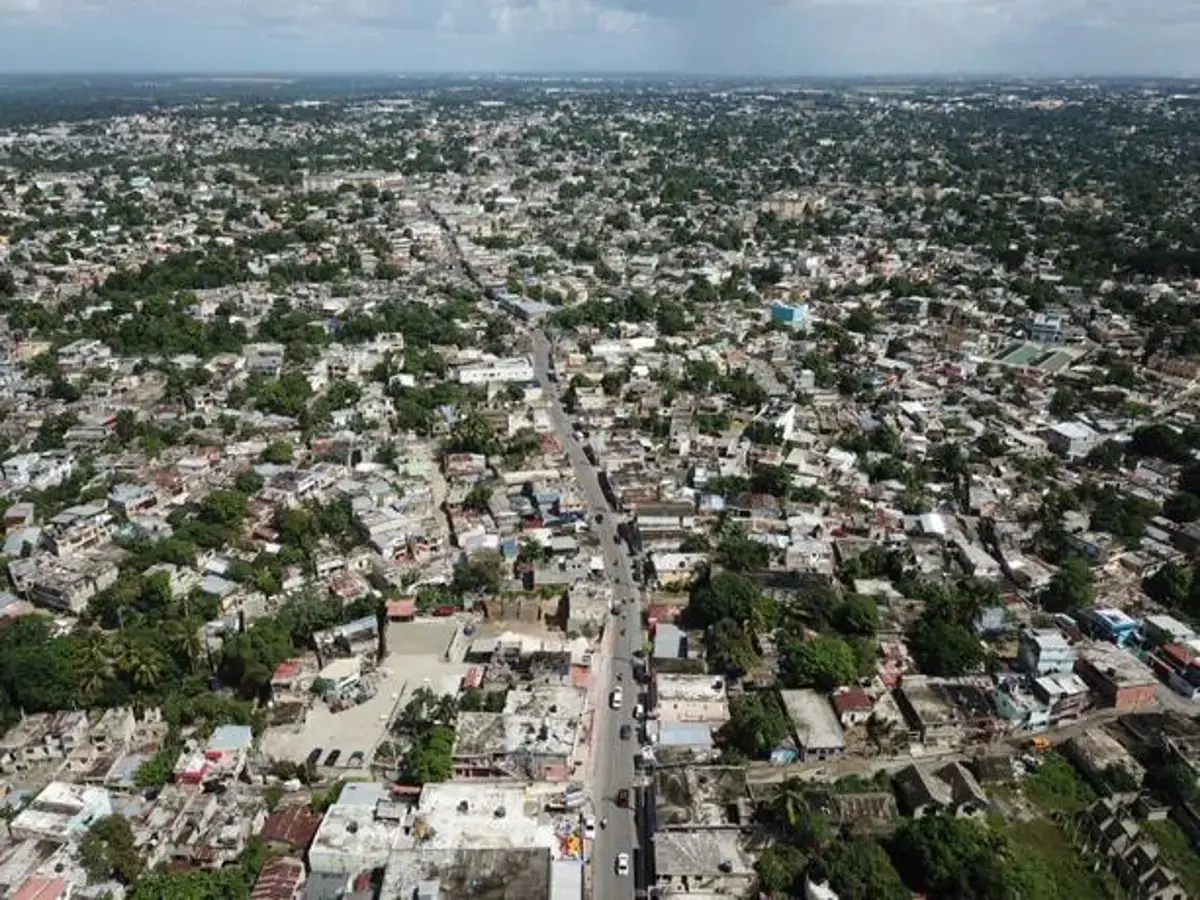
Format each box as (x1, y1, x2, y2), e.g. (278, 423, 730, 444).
(0, 0, 1198, 73)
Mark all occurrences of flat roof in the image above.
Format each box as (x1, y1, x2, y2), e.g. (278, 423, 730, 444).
(778, 689, 845, 751)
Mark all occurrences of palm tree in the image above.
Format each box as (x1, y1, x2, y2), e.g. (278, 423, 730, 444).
(79, 630, 115, 702)
(770, 777, 811, 831)
(167, 622, 205, 675)
(116, 639, 167, 693)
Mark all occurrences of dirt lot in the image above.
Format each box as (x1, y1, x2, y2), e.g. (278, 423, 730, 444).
(261, 619, 470, 767)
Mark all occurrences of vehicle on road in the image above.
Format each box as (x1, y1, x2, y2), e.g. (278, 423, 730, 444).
(616, 788, 630, 807)
(619, 724, 632, 740)
(583, 816, 596, 840)
(595, 513, 604, 523)
(610, 687, 623, 709)
(615, 853, 630, 877)
(634, 703, 644, 719)
(612, 534, 621, 544)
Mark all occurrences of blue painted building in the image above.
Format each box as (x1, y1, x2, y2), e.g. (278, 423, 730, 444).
(770, 301, 809, 329)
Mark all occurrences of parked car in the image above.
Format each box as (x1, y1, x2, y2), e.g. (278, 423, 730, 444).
(306, 748, 323, 768)
(347, 750, 365, 768)
(324, 749, 341, 767)
(609, 688, 623, 709)
(615, 852, 630, 876)
(583, 816, 596, 840)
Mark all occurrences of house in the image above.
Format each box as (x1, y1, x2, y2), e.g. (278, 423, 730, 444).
(260, 806, 323, 853)
(251, 857, 306, 900)
(778, 689, 846, 763)
(1143, 614, 1195, 648)
(1076, 645, 1158, 710)
(1017, 628, 1078, 675)
(457, 356, 535, 385)
(1082, 799, 1187, 900)
(894, 676, 998, 748)
(10, 782, 112, 842)
(1043, 421, 1101, 459)
(893, 761, 988, 818)
(1078, 607, 1139, 646)
(0, 711, 90, 773)
(832, 688, 874, 728)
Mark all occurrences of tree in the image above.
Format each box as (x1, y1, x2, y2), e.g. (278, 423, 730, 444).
(779, 635, 861, 690)
(712, 528, 769, 576)
(707, 618, 759, 674)
(889, 814, 999, 899)
(198, 489, 250, 528)
(80, 814, 143, 884)
(452, 550, 504, 595)
(1039, 555, 1095, 613)
(261, 440, 294, 464)
(688, 570, 771, 630)
(1143, 561, 1192, 612)
(234, 468, 265, 495)
(833, 594, 878, 636)
(909, 615, 985, 677)
(826, 838, 909, 900)
(1163, 491, 1200, 524)
(719, 692, 791, 760)
(754, 843, 808, 896)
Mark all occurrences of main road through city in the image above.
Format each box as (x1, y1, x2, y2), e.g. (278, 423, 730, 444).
(426, 202, 645, 898)
(532, 331, 641, 900)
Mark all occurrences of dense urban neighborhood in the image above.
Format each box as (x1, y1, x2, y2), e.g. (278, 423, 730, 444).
(0, 74, 1199, 900)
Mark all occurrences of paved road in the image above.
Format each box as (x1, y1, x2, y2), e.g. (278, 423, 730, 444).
(532, 330, 641, 900)
(427, 203, 647, 897)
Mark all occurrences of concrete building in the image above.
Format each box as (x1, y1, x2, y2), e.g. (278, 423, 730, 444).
(778, 689, 846, 763)
(457, 356, 535, 385)
(1076, 645, 1159, 710)
(893, 761, 988, 819)
(1044, 421, 1101, 459)
(11, 782, 113, 843)
(1017, 628, 1078, 675)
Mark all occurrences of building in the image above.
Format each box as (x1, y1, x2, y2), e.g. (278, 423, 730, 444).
(1017, 628, 1078, 675)
(778, 689, 846, 763)
(308, 782, 398, 876)
(894, 677, 998, 748)
(893, 761, 988, 819)
(1029, 312, 1066, 344)
(10, 782, 113, 842)
(1076, 645, 1158, 710)
(457, 356, 535, 385)
(1143, 614, 1195, 648)
(1044, 421, 1101, 459)
(1078, 607, 1140, 646)
(770, 301, 809, 329)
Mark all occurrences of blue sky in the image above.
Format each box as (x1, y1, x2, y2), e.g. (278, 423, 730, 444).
(0, 0, 1198, 75)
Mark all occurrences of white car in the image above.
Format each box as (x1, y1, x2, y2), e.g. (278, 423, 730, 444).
(615, 852, 630, 876)
(583, 816, 596, 840)
(609, 688, 623, 709)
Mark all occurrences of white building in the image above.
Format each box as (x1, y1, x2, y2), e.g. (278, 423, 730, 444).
(457, 357, 535, 385)
(11, 782, 113, 843)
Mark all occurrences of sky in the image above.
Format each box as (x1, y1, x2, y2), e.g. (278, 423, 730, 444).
(0, 0, 1198, 77)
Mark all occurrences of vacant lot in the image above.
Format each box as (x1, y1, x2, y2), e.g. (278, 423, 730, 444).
(262, 619, 470, 766)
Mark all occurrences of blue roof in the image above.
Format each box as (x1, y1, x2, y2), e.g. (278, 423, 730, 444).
(656, 722, 713, 747)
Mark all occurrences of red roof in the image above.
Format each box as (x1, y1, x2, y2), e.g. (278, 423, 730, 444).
(272, 659, 303, 681)
(259, 805, 323, 850)
(387, 599, 417, 617)
(833, 688, 873, 713)
(251, 857, 306, 900)
(13, 878, 67, 900)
